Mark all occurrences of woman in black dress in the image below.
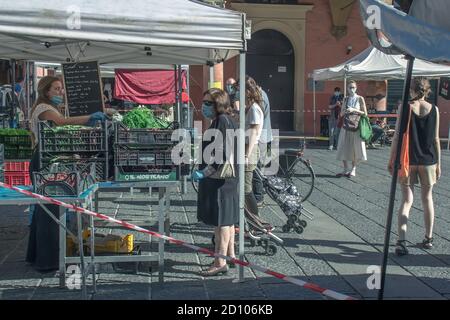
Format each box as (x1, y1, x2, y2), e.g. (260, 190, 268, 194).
(192, 88, 239, 276)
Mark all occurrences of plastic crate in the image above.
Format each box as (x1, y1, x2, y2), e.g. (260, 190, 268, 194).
(0, 134, 32, 147)
(4, 147, 33, 160)
(33, 163, 96, 196)
(115, 122, 178, 146)
(39, 121, 109, 153)
(114, 148, 174, 166)
(4, 161, 30, 172)
(5, 171, 31, 186)
(41, 160, 108, 181)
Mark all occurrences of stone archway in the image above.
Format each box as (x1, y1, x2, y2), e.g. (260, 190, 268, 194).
(247, 29, 295, 131)
(231, 3, 313, 133)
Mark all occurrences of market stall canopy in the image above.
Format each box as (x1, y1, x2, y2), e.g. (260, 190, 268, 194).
(312, 46, 450, 81)
(359, 0, 450, 63)
(0, 0, 247, 65)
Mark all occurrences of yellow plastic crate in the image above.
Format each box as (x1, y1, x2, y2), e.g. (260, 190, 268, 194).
(67, 231, 134, 255)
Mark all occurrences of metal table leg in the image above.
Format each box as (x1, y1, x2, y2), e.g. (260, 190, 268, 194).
(59, 206, 67, 288)
(76, 206, 87, 300)
(89, 203, 97, 294)
(158, 187, 165, 283)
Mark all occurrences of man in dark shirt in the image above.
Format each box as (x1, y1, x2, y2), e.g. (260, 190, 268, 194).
(328, 87, 344, 150)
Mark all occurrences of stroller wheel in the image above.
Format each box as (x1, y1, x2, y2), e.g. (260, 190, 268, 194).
(299, 220, 307, 228)
(288, 215, 298, 224)
(249, 238, 256, 247)
(294, 226, 304, 234)
(282, 224, 291, 233)
(266, 245, 277, 256)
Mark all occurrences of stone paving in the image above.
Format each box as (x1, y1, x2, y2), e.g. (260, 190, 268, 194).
(0, 146, 449, 300)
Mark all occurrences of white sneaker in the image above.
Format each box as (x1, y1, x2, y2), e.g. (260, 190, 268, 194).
(328, 146, 333, 151)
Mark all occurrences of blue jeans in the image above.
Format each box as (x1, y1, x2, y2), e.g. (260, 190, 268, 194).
(328, 119, 340, 148)
(370, 125, 384, 144)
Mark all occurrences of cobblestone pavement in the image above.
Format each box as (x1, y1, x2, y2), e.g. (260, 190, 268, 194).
(1, 146, 449, 300)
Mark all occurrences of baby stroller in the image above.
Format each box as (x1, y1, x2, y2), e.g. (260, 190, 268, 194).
(253, 166, 314, 234)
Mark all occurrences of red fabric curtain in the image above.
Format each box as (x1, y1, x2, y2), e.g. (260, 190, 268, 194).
(114, 69, 188, 104)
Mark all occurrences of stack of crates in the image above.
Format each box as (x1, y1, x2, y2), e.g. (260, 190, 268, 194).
(4, 160, 31, 186)
(113, 122, 189, 181)
(0, 129, 33, 160)
(38, 121, 111, 181)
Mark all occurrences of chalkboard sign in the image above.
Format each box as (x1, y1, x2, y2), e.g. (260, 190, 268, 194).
(62, 61, 104, 116)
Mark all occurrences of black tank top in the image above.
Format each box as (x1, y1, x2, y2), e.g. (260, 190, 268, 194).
(409, 105, 438, 166)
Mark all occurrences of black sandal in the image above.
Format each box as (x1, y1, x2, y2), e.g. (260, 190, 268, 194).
(422, 236, 433, 249)
(395, 240, 409, 256)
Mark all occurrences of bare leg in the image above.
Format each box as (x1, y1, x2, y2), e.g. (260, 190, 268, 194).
(420, 185, 435, 239)
(227, 226, 235, 259)
(214, 226, 230, 267)
(343, 160, 348, 173)
(398, 184, 414, 241)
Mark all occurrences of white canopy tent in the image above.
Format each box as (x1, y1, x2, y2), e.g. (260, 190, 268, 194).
(313, 46, 450, 81)
(311, 46, 450, 136)
(0, 0, 245, 65)
(0, 0, 250, 285)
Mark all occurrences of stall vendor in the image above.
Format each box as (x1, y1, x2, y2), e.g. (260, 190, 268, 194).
(26, 75, 109, 272)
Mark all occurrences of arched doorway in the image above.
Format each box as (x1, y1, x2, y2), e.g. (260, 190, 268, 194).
(247, 29, 295, 131)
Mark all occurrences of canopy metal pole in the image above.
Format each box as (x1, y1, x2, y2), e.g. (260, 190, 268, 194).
(209, 66, 214, 88)
(238, 52, 246, 282)
(174, 65, 179, 122)
(177, 65, 182, 125)
(10, 59, 16, 128)
(344, 75, 347, 98)
(378, 55, 415, 300)
(313, 79, 316, 138)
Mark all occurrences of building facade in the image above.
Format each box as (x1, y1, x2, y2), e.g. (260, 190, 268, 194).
(190, 0, 450, 137)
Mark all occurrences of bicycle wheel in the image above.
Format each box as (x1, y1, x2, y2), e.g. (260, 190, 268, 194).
(285, 158, 315, 203)
(191, 163, 200, 193)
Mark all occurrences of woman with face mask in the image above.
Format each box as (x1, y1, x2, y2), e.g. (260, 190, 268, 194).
(26, 76, 108, 272)
(335, 80, 368, 177)
(192, 88, 239, 276)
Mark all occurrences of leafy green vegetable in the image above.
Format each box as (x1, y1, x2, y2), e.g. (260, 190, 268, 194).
(122, 107, 170, 129)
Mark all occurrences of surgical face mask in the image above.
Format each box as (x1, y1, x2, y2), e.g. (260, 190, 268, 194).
(334, 91, 340, 96)
(348, 87, 357, 95)
(50, 95, 64, 105)
(202, 101, 215, 119)
(226, 84, 236, 95)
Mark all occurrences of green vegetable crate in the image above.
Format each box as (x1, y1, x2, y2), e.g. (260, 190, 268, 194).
(39, 122, 109, 153)
(0, 129, 33, 160)
(114, 122, 180, 147)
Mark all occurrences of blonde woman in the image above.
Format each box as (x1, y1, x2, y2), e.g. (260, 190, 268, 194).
(336, 81, 368, 177)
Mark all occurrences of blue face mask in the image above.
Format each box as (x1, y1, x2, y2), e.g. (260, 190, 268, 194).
(226, 84, 236, 95)
(334, 91, 341, 96)
(50, 95, 64, 105)
(202, 102, 215, 119)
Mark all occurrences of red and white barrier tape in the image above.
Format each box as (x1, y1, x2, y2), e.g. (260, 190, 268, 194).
(0, 182, 356, 301)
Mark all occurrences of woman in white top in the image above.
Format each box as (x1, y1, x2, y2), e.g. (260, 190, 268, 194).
(26, 75, 107, 272)
(336, 81, 368, 177)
